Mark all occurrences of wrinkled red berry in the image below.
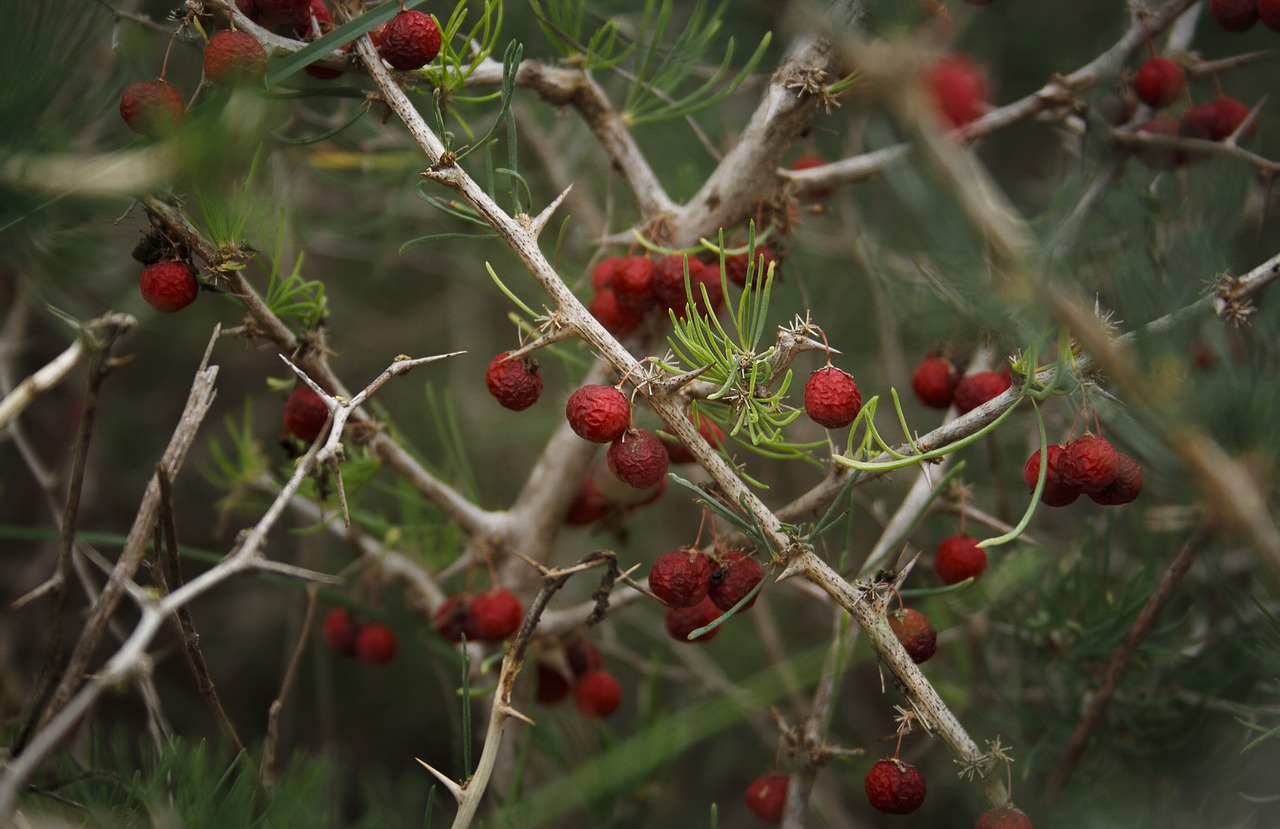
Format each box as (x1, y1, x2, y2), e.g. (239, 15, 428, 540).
(804, 365, 862, 429)
(724, 245, 779, 288)
(120, 79, 185, 137)
(649, 549, 714, 608)
(470, 589, 523, 642)
(975, 804, 1035, 829)
(204, 30, 268, 85)
(708, 551, 764, 612)
(911, 357, 960, 409)
(953, 369, 1011, 414)
(566, 384, 631, 443)
(588, 289, 646, 337)
(574, 669, 623, 718)
(1059, 435, 1120, 493)
(664, 597, 722, 643)
(864, 758, 927, 815)
(1087, 452, 1143, 505)
(486, 351, 543, 411)
(1022, 444, 1081, 507)
(934, 534, 988, 585)
(607, 428, 670, 489)
(888, 607, 937, 664)
(653, 255, 722, 317)
(612, 256, 658, 313)
(745, 773, 789, 823)
(376, 10, 442, 70)
(283, 383, 329, 442)
(139, 260, 199, 312)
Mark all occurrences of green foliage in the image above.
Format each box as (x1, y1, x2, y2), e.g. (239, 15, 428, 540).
(530, 0, 635, 69)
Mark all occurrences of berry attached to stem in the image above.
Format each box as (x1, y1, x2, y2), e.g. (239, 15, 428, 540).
(139, 260, 199, 312)
(804, 365, 862, 429)
(744, 773, 789, 823)
(864, 758, 927, 814)
(934, 534, 988, 585)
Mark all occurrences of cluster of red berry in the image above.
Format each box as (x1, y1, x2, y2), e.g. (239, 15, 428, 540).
(1022, 433, 1143, 507)
(910, 355, 1013, 414)
(322, 606, 398, 665)
(1209, 0, 1280, 32)
(649, 548, 765, 644)
(535, 639, 623, 719)
(132, 236, 202, 314)
(432, 588, 525, 644)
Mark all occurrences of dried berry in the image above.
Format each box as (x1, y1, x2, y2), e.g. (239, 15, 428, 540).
(649, 548, 714, 608)
(804, 365, 862, 429)
(139, 260, 198, 312)
(566, 384, 631, 443)
(1022, 444, 1082, 507)
(707, 551, 764, 612)
(1058, 435, 1120, 493)
(864, 758, 927, 815)
(664, 597, 722, 643)
(1087, 452, 1143, 505)
(888, 607, 938, 664)
(120, 79, 185, 138)
(588, 288, 646, 337)
(975, 804, 1035, 829)
(283, 383, 329, 442)
(355, 623, 397, 665)
(1133, 57, 1186, 109)
(612, 256, 658, 313)
(934, 534, 988, 585)
(203, 30, 268, 85)
(953, 369, 1012, 414)
(607, 428, 670, 489)
(470, 589, 523, 642)
(574, 669, 623, 718)
(911, 357, 959, 409)
(322, 606, 358, 658)
(653, 254, 722, 317)
(486, 351, 543, 411)
(744, 773, 788, 823)
(376, 10, 442, 70)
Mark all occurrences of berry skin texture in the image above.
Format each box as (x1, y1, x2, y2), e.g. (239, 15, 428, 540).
(470, 589, 524, 642)
(864, 758, 927, 815)
(486, 351, 543, 411)
(204, 31, 268, 85)
(664, 597, 722, 643)
(953, 369, 1012, 414)
(935, 534, 988, 585)
(1263, 0, 1280, 30)
(283, 383, 329, 442)
(1133, 58, 1186, 109)
(1211, 0, 1260, 31)
(377, 10, 442, 70)
(566, 385, 631, 443)
(433, 595, 475, 642)
(1088, 452, 1143, 505)
(1058, 435, 1120, 493)
(588, 289, 645, 337)
(927, 53, 988, 129)
(744, 773, 788, 823)
(322, 607, 359, 658)
(911, 357, 959, 409)
(888, 607, 938, 664)
(708, 551, 765, 612)
(574, 669, 623, 719)
(355, 623, 397, 665)
(607, 428, 670, 489)
(1022, 444, 1081, 507)
(975, 804, 1035, 829)
(804, 366, 862, 429)
(649, 549, 714, 608)
(120, 80, 185, 138)
(612, 256, 658, 313)
(139, 260, 199, 312)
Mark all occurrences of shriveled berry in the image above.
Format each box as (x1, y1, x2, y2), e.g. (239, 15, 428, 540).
(975, 804, 1035, 829)
(612, 256, 658, 313)
(927, 52, 988, 129)
(1211, 0, 1260, 31)
(804, 365, 862, 429)
(661, 411, 726, 464)
(535, 664, 571, 705)
(591, 256, 625, 292)
(139, 260, 198, 312)
(744, 773, 789, 823)
(564, 638, 603, 677)
(653, 254, 722, 317)
(953, 369, 1011, 414)
(120, 79, 185, 137)
(322, 607, 358, 658)
(355, 622, 397, 664)
(708, 551, 764, 612)
(664, 597, 722, 643)
(204, 30, 268, 85)
(1059, 435, 1120, 492)
(888, 607, 937, 664)
(470, 589, 523, 642)
(911, 357, 959, 409)
(283, 383, 329, 442)
(486, 351, 543, 411)
(566, 384, 631, 443)
(865, 758, 927, 814)
(588, 289, 645, 337)
(377, 10, 442, 70)
(574, 669, 623, 718)
(1134, 57, 1186, 109)
(607, 428, 670, 489)
(433, 595, 474, 642)
(649, 548, 714, 608)
(724, 245, 779, 288)
(1022, 444, 1081, 507)
(1088, 452, 1143, 505)
(934, 534, 988, 585)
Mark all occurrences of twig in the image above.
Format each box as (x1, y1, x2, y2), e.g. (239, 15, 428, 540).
(262, 586, 320, 787)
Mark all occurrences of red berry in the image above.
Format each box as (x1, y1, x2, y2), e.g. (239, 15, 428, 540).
(1262, 0, 1280, 30)
(355, 622, 397, 665)
(612, 256, 658, 313)
(724, 245, 779, 288)
(236, 0, 259, 18)
(377, 10, 442, 70)
(661, 411, 726, 464)
(607, 428, 670, 489)
(283, 383, 329, 442)
(975, 804, 1035, 829)
(649, 548, 714, 608)
(588, 289, 646, 337)
(566, 384, 631, 443)
(295, 0, 332, 37)
(1211, 0, 1260, 31)
(744, 773, 788, 823)
(1208, 96, 1256, 141)
(934, 534, 988, 585)
(486, 351, 543, 411)
(1134, 58, 1186, 109)
(535, 664, 571, 705)
(574, 669, 623, 718)
(256, 0, 310, 31)
(1022, 444, 1081, 507)
(322, 607, 358, 658)
(564, 638, 603, 678)
(564, 476, 611, 526)
(433, 595, 474, 642)
(888, 607, 938, 664)
(120, 79, 185, 138)
(911, 357, 959, 409)
(1058, 435, 1119, 493)
(804, 365, 862, 429)
(664, 597, 722, 643)
(864, 758, 927, 814)
(927, 53, 988, 129)
(1087, 452, 1143, 505)
(953, 369, 1011, 414)
(139, 260, 198, 312)
(708, 551, 764, 612)
(470, 589, 523, 642)
(653, 255, 722, 317)
(590, 256, 625, 292)
(204, 30, 268, 85)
